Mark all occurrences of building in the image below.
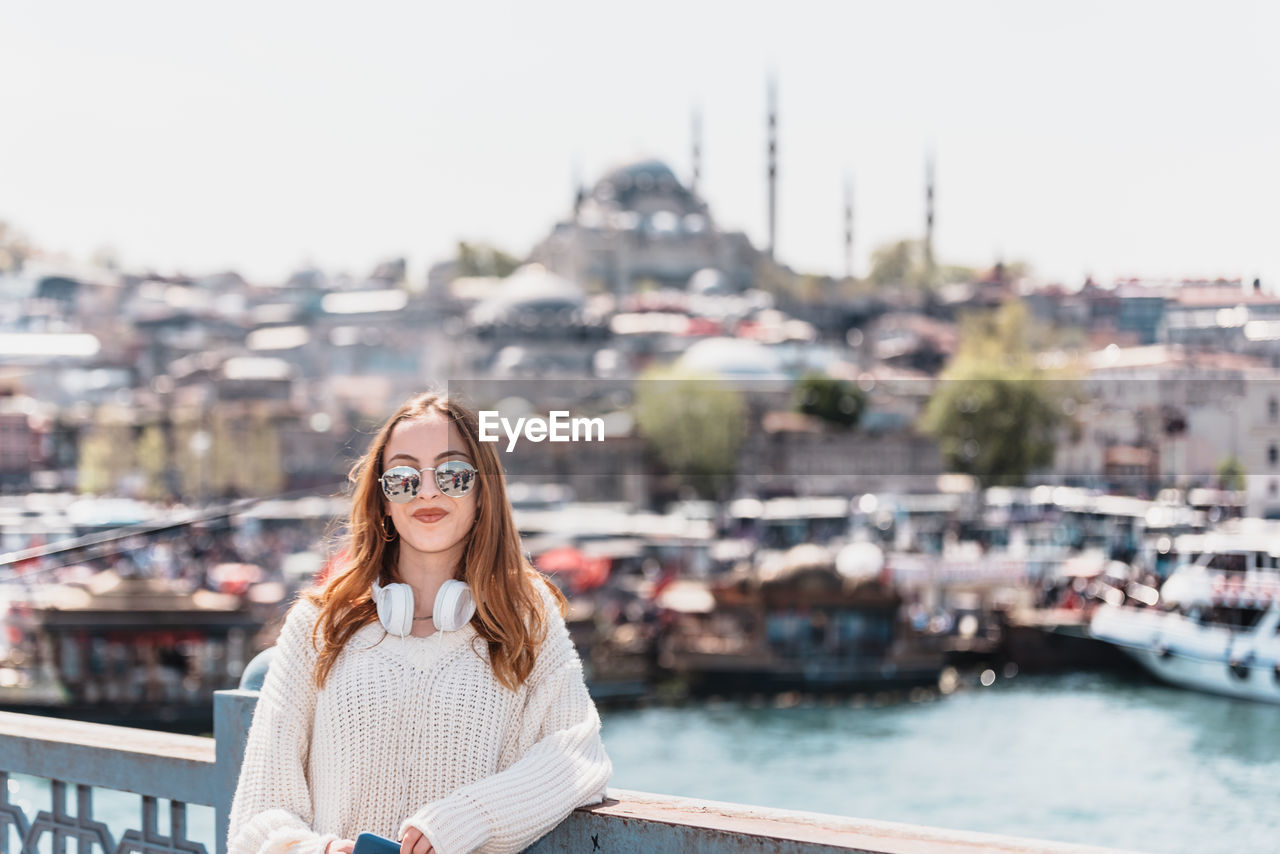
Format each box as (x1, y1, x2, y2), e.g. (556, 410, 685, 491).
(1057, 343, 1280, 512)
(1162, 280, 1280, 356)
(530, 159, 761, 296)
(0, 396, 45, 491)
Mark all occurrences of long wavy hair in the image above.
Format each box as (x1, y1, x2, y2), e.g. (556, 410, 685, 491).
(303, 392, 566, 692)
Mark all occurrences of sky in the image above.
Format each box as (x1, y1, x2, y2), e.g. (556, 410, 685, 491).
(3, 0, 1279, 288)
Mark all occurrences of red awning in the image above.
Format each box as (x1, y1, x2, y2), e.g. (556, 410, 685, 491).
(535, 547, 610, 593)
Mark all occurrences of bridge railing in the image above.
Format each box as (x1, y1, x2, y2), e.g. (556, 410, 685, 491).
(0, 692, 1133, 854)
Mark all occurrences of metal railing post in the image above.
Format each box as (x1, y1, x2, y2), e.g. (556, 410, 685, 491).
(213, 690, 259, 854)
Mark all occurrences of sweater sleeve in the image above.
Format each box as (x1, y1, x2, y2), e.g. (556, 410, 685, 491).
(227, 598, 339, 854)
(398, 595, 612, 854)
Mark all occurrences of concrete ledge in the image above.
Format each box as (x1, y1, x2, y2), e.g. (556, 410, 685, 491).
(0, 707, 1141, 854)
(0, 710, 217, 804)
(529, 789, 1142, 854)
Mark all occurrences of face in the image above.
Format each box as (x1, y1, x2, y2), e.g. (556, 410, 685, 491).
(381, 413, 478, 572)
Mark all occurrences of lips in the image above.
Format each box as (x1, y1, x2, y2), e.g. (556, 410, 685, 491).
(413, 509, 448, 523)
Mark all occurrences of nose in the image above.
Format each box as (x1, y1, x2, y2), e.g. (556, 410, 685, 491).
(416, 470, 444, 499)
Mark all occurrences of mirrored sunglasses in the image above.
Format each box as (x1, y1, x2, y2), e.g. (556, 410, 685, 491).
(380, 460, 477, 502)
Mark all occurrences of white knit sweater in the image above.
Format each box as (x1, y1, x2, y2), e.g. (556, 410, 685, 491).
(226, 584, 612, 854)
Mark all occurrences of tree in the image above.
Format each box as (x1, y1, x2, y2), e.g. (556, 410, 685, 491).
(242, 408, 285, 496)
(1216, 456, 1246, 491)
(134, 424, 171, 501)
(867, 239, 925, 289)
(633, 367, 747, 499)
(77, 406, 135, 495)
(78, 423, 131, 495)
(0, 220, 35, 273)
(867, 238, 961, 290)
(794, 373, 865, 429)
(865, 237, 1006, 291)
(919, 300, 1079, 487)
(455, 242, 521, 278)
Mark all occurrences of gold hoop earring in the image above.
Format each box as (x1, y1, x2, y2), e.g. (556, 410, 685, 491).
(381, 516, 397, 542)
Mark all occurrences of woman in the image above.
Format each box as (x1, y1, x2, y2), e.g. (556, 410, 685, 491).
(227, 393, 613, 854)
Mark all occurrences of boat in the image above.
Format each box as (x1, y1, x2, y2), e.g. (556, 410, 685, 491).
(0, 570, 265, 732)
(1089, 525, 1280, 704)
(656, 543, 944, 696)
(562, 598, 652, 706)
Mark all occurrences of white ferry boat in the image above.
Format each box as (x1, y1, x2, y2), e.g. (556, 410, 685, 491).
(1089, 526, 1280, 704)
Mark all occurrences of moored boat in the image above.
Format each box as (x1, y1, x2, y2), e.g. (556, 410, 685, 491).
(1089, 527, 1280, 704)
(1090, 596, 1280, 704)
(0, 570, 264, 731)
(657, 544, 944, 696)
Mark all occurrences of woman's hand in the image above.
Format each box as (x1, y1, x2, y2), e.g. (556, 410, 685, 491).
(326, 840, 355, 854)
(399, 827, 435, 854)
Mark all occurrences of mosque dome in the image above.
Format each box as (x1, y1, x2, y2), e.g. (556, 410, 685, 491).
(486, 264, 584, 309)
(598, 159, 681, 193)
(468, 264, 586, 328)
(591, 159, 700, 215)
(675, 336, 786, 379)
(688, 268, 731, 295)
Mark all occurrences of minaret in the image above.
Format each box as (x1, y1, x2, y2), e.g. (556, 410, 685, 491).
(767, 75, 778, 262)
(924, 151, 936, 274)
(844, 175, 854, 280)
(691, 107, 703, 199)
(572, 158, 585, 223)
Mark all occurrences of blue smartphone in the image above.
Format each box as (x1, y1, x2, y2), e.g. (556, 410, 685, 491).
(352, 833, 401, 854)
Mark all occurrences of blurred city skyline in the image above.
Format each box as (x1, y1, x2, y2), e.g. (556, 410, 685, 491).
(3, 0, 1278, 287)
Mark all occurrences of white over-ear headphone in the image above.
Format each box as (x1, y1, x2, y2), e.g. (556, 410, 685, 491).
(370, 578, 476, 636)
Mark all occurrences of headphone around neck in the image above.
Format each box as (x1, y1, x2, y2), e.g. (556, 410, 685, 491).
(370, 578, 476, 636)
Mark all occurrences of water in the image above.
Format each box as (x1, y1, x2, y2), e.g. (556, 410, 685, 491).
(6, 674, 1276, 854)
(599, 673, 1280, 854)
